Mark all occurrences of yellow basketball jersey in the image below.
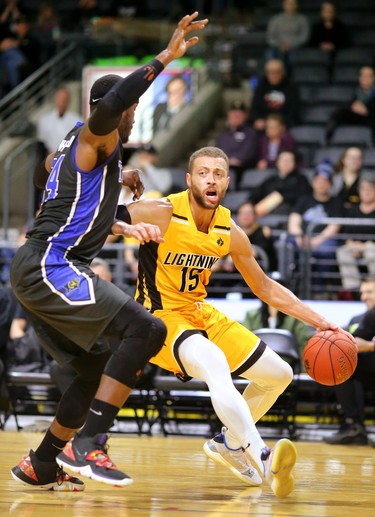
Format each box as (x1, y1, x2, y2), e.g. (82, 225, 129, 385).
(135, 190, 231, 311)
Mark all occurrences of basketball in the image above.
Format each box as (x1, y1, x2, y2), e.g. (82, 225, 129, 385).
(302, 330, 358, 386)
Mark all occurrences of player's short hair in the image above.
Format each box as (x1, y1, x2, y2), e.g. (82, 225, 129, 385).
(361, 276, 375, 287)
(188, 146, 229, 172)
(89, 74, 123, 106)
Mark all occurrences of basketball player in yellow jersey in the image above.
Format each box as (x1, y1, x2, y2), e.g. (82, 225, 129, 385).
(115, 146, 355, 498)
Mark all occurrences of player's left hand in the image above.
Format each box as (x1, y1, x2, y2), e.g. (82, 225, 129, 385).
(122, 168, 144, 200)
(167, 12, 208, 59)
(122, 222, 164, 245)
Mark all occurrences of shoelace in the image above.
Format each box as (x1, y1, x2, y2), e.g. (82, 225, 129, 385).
(56, 466, 68, 486)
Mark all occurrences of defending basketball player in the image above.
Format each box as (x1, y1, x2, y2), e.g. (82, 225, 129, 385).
(115, 146, 355, 498)
(10, 12, 208, 491)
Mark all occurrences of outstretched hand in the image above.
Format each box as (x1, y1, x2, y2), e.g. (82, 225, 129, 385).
(166, 12, 208, 60)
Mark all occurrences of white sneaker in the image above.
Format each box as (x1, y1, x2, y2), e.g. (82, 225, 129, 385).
(203, 427, 262, 486)
(261, 439, 297, 498)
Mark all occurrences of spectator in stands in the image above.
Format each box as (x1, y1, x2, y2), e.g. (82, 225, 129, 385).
(215, 100, 259, 188)
(5, 301, 51, 373)
(236, 201, 278, 271)
(336, 173, 375, 291)
(309, 1, 350, 53)
(11, 13, 41, 76)
(250, 150, 311, 218)
(36, 87, 82, 156)
(242, 272, 313, 364)
(324, 277, 375, 445)
(34, 1, 61, 63)
(332, 146, 362, 209)
(153, 75, 189, 134)
(266, 0, 310, 72)
(250, 59, 300, 131)
(287, 159, 343, 294)
(122, 144, 172, 200)
(212, 201, 278, 288)
(256, 113, 297, 170)
(0, 286, 18, 373)
(0, 0, 21, 24)
(74, 0, 109, 32)
(0, 2, 26, 95)
(326, 66, 375, 143)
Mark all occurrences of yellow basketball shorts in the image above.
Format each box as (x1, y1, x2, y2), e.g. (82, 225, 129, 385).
(150, 302, 262, 376)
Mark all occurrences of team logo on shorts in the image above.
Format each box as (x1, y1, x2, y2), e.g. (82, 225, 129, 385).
(217, 237, 224, 247)
(64, 277, 81, 294)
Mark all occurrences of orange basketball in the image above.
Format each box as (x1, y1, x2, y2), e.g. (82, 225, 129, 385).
(302, 330, 358, 386)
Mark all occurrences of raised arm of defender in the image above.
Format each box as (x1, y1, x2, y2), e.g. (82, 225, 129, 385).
(76, 12, 208, 172)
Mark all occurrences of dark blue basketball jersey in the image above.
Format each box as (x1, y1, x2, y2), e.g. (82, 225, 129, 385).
(28, 122, 123, 263)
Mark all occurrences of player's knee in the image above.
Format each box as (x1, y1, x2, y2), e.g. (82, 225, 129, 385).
(103, 314, 166, 388)
(125, 310, 166, 357)
(276, 360, 294, 390)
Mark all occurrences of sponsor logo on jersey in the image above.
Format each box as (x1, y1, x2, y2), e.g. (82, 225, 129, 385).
(163, 251, 219, 269)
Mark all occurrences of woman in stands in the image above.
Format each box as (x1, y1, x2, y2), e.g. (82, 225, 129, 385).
(332, 146, 363, 209)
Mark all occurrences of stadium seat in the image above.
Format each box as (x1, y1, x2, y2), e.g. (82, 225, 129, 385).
(363, 148, 375, 169)
(290, 125, 326, 146)
(340, 12, 371, 29)
(301, 105, 337, 125)
(332, 65, 361, 86)
(292, 66, 330, 86)
(351, 29, 375, 49)
(314, 85, 354, 106)
(293, 48, 331, 67)
(169, 167, 188, 191)
(330, 126, 372, 147)
(335, 48, 374, 66)
(290, 125, 327, 167)
(239, 168, 276, 189)
(298, 85, 316, 107)
(313, 146, 345, 166)
(222, 190, 249, 213)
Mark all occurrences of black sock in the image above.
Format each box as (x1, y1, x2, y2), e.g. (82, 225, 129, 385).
(35, 429, 68, 463)
(79, 399, 119, 438)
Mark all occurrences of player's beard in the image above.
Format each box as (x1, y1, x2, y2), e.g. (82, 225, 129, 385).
(119, 111, 133, 143)
(190, 184, 222, 210)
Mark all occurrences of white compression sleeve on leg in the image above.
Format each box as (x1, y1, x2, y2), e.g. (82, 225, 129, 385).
(239, 346, 294, 423)
(178, 333, 267, 456)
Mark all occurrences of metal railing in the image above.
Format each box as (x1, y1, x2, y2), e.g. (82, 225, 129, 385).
(2, 139, 37, 240)
(277, 217, 375, 299)
(0, 43, 79, 140)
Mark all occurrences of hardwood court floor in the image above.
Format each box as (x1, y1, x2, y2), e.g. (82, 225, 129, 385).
(0, 431, 374, 516)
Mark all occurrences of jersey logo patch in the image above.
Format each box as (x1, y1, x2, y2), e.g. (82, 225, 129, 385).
(63, 277, 81, 294)
(217, 237, 224, 247)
